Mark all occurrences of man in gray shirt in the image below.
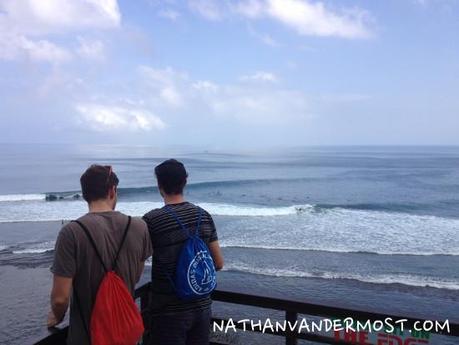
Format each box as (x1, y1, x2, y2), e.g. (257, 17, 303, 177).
(47, 165, 152, 345)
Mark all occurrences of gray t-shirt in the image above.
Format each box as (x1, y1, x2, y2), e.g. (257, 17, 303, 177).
(51, 211, 152, 345)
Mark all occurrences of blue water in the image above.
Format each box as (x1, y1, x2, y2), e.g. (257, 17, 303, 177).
(0, 144, 458, 344)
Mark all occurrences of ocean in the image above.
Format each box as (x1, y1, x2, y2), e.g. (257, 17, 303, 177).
(0, 144, 458, 344)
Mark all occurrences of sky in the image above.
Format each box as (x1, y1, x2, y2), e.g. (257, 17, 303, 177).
(0, 0, 458, 148)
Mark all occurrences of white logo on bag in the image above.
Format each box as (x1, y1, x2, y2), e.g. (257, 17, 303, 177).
(187, 250, 216, 294)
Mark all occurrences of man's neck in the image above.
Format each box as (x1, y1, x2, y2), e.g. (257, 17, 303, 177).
(88, 200, 113, 213)
(163, 194, 185, 205)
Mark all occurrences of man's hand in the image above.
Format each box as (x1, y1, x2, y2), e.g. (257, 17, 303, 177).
(208, 240, 224, 270)
(47, 310, 62, 328)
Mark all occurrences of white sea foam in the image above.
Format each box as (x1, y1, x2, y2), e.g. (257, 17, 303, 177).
(223, 263, 459, 291)
(0, 194, 45, 202)
(219, 244, 459, 256)
(12, 241, 55, 254)
(0, 201, 311, 223)
(120, 202, 310, 217)
(1, 200, 458, 256)
(197, 203, 311, 216)
(219, 207, 459, 256)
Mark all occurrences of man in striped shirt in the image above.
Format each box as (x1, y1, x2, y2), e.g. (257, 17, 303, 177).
(143, 159, 224, 345)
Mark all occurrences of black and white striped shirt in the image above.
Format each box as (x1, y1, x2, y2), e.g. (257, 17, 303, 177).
(143, 201, 218, 313)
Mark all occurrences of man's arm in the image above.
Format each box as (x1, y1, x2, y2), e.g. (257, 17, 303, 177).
(136, 261, 146, 283)
(48, 275, 72, 327)
(48, 226, 76, 327)
(137, 218, 153, 282)
(208, 241, 224, 271)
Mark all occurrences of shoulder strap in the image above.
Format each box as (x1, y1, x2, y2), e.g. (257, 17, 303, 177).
(73, 220, 108, 273)
(164, 205, 190, 236)
(164, 205, 203, 237)
(73, 286, 91, 343)
(113, 216, 131, 270)
(195, 207, 203, 236)
(72, 215, 131, 272)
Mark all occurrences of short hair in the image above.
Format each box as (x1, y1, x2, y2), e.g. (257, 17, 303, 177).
(155, 159, 188, 195)
(80, 165, 119, 203)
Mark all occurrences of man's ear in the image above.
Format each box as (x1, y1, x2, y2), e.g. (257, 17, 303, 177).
(109, 185, 117, 199)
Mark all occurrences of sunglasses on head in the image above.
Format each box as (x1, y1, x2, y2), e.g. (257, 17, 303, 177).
(105, 165, 112, 186)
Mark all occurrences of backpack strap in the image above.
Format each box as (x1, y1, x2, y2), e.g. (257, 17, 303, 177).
(113, 216, 131, 270)
(72, 286, 91, 343)
(72, 215, 131, 272)
(195, 208, 203, 236)
(164, 205, 190, 236)
(73, 220, 108, 273)
(164, 205, 203, 237)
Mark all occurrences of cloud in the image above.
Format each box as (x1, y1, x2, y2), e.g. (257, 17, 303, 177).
(267, 0, 371, 38)
(206, 86, 309, 124)
(240, 71, 278, 82)
(139, 66, 309, 124)
(188, 0, 223, 21)
(247, 25, 281, 47)
(76, 37, 105, 60)
(0, 0, 121, 36)
(0, 0, 120, 64)
(158, 9, 181, 21)
(140, 66, 186, 108)
(0, 33, 72, 63)
(320, 93, 371, 103)
(234, 0, 266, 18)
(192, 80, 219, 93)
(411, 0, 458, 9)
(188, 0, 372, 40)
(76, 104, 166, 132)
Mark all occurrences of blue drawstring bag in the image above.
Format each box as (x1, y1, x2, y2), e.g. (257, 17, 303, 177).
(164, 206, 217, 300)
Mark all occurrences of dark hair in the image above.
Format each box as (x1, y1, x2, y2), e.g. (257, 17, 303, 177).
(80, 165, 119, 203)
(155, 159, 188, 195)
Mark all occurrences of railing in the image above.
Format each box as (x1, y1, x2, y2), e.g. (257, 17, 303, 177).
(35, 282, 459, 345)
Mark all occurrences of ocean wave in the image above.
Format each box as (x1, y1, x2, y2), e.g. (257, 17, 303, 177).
(1, 186, 455, 217)
(0, 201, 313, 223)
(223, 263, 459, 291)
(12, 248, 54, 254)
(0, 194, 45, 202)
(200, 203, 312, 216)
(219, 244, 459, 256)
(8, 240, 458, 257)
(11, 241, 55, 255)
(1, 201, 458, 256)
(1, 178, 309, 203)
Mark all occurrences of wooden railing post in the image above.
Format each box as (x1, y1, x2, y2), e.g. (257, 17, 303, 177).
(285, 311, 298, 345)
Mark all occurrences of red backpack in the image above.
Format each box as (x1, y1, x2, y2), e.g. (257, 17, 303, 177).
(73, 216, 144, 345)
